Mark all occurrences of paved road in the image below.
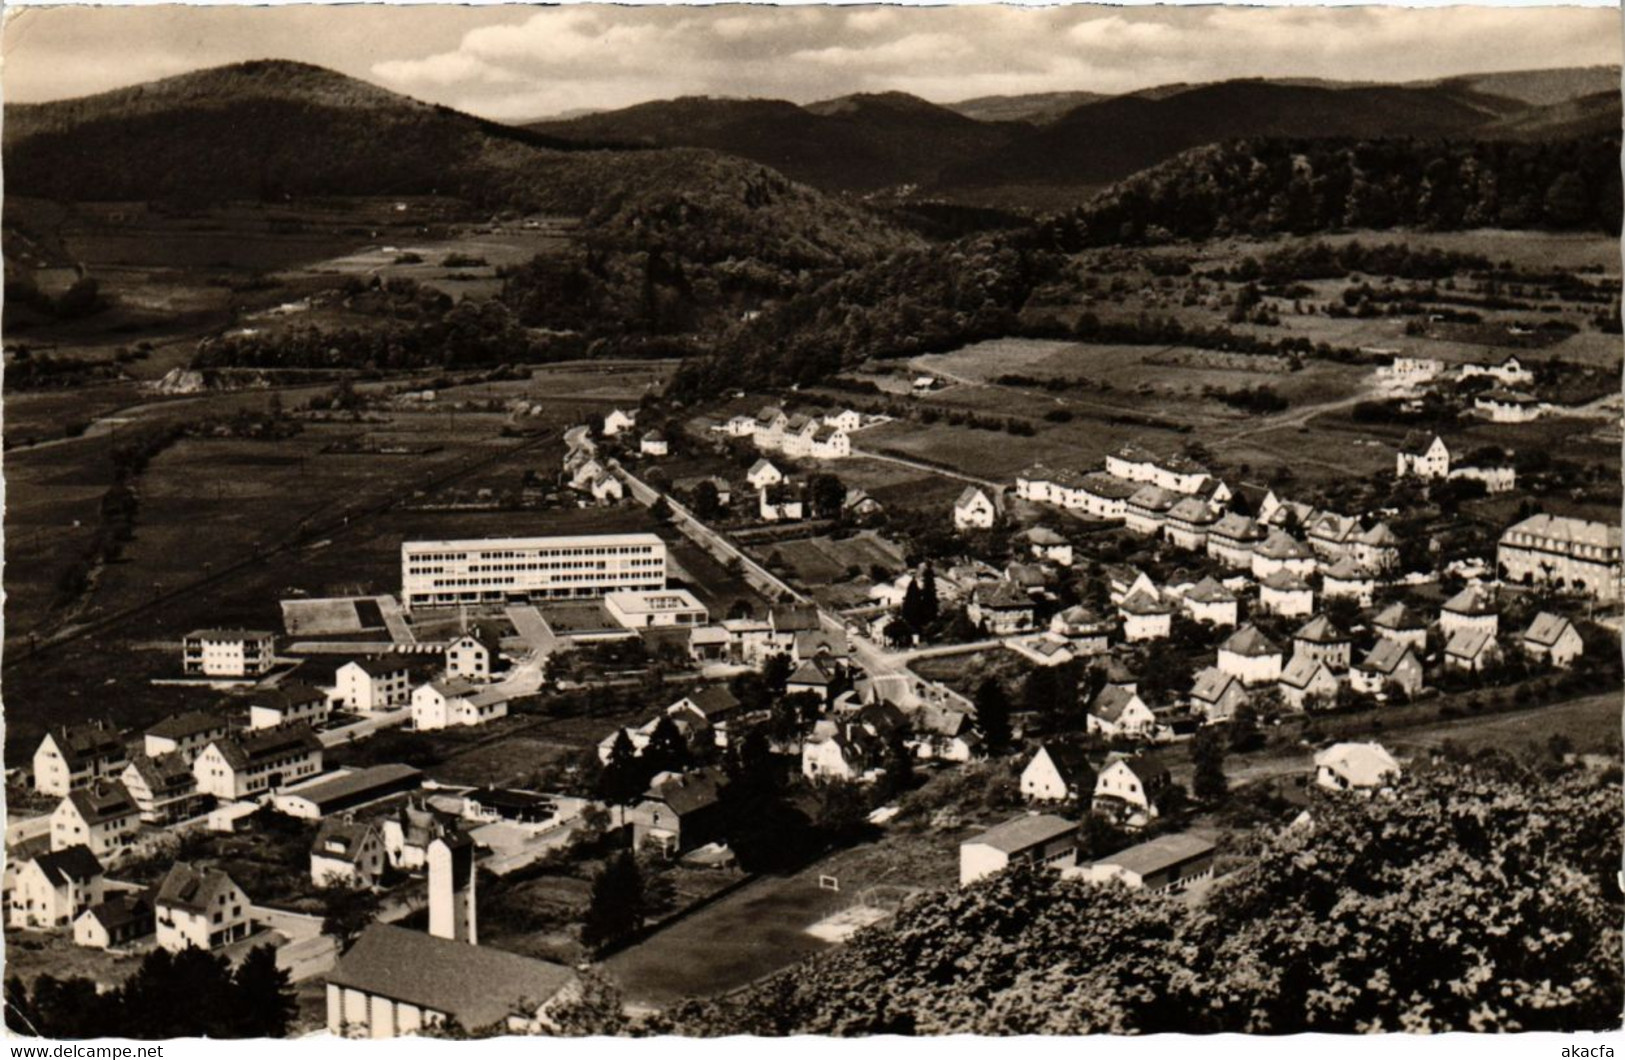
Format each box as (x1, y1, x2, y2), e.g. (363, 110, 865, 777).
(614, 463, 968, 708)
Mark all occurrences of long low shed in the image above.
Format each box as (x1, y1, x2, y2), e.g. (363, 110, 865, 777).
(273, 764, 424, 820)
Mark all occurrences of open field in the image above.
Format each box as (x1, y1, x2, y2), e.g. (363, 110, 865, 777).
(0, 361, 676, 761)
(1383, 692, 1622, 758)
(768, 532, 908, 585)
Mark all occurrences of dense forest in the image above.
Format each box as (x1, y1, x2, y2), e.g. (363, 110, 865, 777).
(662, 755, 1622, 1035)
(1046, 135, 1623, 249)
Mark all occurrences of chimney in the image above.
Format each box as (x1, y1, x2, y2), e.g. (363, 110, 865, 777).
(426, 833, 477, 945)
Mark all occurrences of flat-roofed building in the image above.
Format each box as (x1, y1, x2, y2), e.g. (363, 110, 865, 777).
(1074, 832, 1216, 893)
(604, 589, 709, 629)
(182, 629, 276, 677)
(273, 764, 424, 820)
(401, 534, 667, 611)
(959, 813, 1079, 887)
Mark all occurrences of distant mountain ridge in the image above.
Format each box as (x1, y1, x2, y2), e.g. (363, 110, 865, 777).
(526, 68, 1620, 210)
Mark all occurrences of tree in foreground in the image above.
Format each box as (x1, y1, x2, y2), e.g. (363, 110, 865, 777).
(973, 677, 1012, 753)
(665, 755, 1623, 1035)
(581, 852, 648, 952)
(1190, 725, 1228, 802)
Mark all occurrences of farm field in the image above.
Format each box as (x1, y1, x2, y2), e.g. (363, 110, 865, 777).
(0, 357, 683, 762)
(767, 532, 908, 586)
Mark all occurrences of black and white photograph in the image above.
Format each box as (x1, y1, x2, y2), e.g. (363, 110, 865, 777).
(1, 0, 1622, 1043)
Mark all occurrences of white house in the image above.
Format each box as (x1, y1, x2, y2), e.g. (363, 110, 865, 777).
(1106, 444, 1210, 494)
(1449, 463, 1517, 494)
(1460, 354, 1534, 388)
(1314, 742, 1401, 792)
(1351, 639, 1424, 698)
(247, 684, 331, 731)
(311, 818, 388, 888)
(193, 725, 324, 800)
(1181, 576, 1238, 627)
(1395, 433, 1451, 480)
(1085, 686, 1157, 738)
(1475, 389, 1542, 423)
(9, 846, 104, 930)
(1187, 667, 1248, 722)
(332, 658, 414, 715)
(953, 486, 997, 530)
(1292, 615, 1351, 671)
(1092, 755, 1170, 826)
(121, 752, 203, 825)
(747, 459, 783, 490)
(412, 681, 509, 731)
(801, 722, 885, 784)
(1371, 603, 1429, 652)
(1251, 530, 1317, 581)
(1207, 513, 1265, 570)
(1351, 523, 1401, 573)
(1020, 745, 1097, 803)
(1439, 585, 1499, 639)
(154, 863, 251, 952)
(1216, 625, 1284, 685)
(967, 581, 1036, 635)
(1320, 557, 1377, 606)
(182, 629, 277, 677)
(959, 814, 1078, 887)
(1522, 612, 1584, 668)
(33, 722, 128, 798)
(1117, 589, 1172, 642)
(1444, 628, 1502, 672)
(1023, 527, 1074, 567)
(587, 472, 624, 503)
(1259, 569, 1314, 617)
(1279, 654, 1340, 712)
(445, 626, 505, 682)
(1123, 484, 1180, 536)
(759, 488, 805, 523)
(602, 408, 637, 437)
(823, 408, 862, 432)
(1387, 354, 1445, 384)
(50, 782, 140, 861)
(1164, 498, 1220, 551)
(73, 894, 155, 951)
(807, 426, 851, 460)
(639, 430, 669, 457)
(143, 711, 229, 763)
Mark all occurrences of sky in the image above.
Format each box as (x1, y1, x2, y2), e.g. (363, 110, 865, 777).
(3, 3, 1621, 122)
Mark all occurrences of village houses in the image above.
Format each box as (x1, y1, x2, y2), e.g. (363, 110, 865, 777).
(193, 724, 324, 800)
(9, 846, 104, 930)
(1315, 742, 1402, 793)
(51, 781, 140, 861)
(953, 486, 997, 530)
(33, 721, 128, 798)
(182, 629, 277, 678)
(1522, 612, 1584, 668)
(331, 657, 414, 715)
(1020, 744, 1097, 803)
(154, 863, 251, 952)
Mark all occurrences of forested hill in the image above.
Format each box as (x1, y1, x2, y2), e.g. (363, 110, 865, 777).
(1044, 135, 1624, 250)
(663, 757, 1622, 1035)
(1, 60, 915, 270)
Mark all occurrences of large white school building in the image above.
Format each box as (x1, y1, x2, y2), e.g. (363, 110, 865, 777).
(401, 534, 667, 611)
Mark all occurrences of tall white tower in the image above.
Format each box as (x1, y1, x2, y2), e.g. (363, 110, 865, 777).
(426, 831, 477, 945)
